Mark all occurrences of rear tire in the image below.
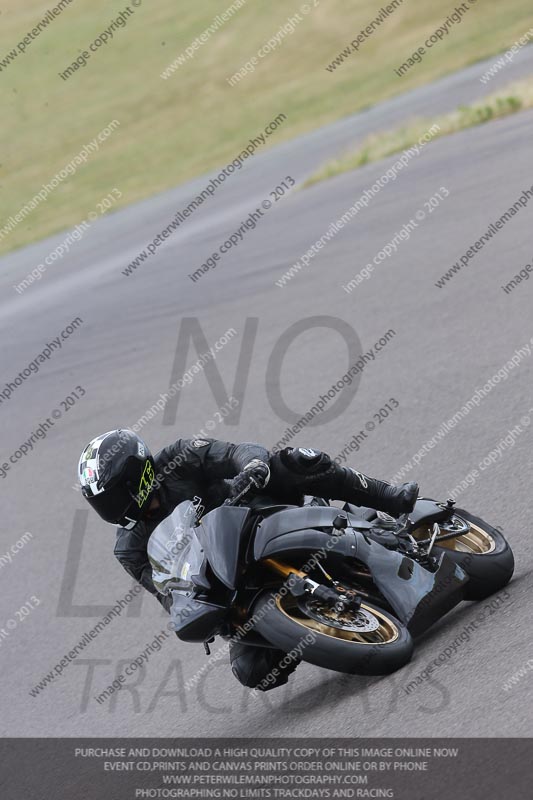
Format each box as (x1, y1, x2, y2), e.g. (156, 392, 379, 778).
(252, 590, 413, 675)
(417, 509, 514, 601)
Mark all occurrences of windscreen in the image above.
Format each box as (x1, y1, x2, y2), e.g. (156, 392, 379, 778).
(147, 500, 204, 595)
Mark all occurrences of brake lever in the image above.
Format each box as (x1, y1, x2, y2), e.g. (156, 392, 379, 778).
(223, 477, 256, 507)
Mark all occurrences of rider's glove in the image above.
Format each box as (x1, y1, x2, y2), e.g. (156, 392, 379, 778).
(230, 459, 270, 496)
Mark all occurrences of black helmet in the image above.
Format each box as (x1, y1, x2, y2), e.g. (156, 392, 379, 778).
(78, 429, 156, 529)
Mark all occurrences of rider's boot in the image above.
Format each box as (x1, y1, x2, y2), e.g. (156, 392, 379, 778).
(342, 469, 419, 517)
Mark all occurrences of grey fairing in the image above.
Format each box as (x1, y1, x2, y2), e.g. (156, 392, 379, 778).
(169, 591, 227, 643)
(348, 532, 469, 635)
(254, 523, 468, 635)
(196, 505, 252, 589)
(254, 507, 370, 548)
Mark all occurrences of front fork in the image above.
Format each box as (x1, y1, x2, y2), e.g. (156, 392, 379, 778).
(263, 558, 361, 613)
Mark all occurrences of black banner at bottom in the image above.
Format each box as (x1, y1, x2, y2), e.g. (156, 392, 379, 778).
(0, 738, 529, 799)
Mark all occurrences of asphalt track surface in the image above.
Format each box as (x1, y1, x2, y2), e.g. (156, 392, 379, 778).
(2, 47, 533, 739)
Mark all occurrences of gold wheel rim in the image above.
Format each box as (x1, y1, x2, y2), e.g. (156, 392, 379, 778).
(275, 595, 399, 645)
(412, 519, 495, 554)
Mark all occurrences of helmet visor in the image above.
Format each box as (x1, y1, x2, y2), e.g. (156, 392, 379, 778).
(83, 482, 144, 528)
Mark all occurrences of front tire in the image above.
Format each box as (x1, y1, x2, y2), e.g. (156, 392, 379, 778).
(414, 509, 514, 600)
(252, 590, 413, 675)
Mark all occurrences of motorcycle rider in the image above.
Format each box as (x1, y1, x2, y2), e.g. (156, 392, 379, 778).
(78, 430, 418, 690)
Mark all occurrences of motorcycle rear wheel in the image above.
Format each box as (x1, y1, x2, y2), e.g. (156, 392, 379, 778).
(252, 590, 413, 675)
(412, 508, 514, 600)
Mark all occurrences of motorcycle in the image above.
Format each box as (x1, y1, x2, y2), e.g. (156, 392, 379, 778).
(147, 482, 514, 676)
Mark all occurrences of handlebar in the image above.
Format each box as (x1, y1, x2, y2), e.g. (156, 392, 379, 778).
(222, 477, 256, 507)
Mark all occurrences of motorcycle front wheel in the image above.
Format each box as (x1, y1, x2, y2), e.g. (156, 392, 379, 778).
(252, 590, 413, 675)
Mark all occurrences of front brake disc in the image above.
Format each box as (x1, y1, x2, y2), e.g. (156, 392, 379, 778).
(297, 598, 380, 632)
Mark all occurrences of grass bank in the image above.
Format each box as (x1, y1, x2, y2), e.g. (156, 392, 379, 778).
(305, 76, 533, 186)
(1, 0, 532, 254)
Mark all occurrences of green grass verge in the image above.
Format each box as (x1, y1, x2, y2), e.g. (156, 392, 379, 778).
(304, 76, 533, 187)
(1, 0, 533, 255)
